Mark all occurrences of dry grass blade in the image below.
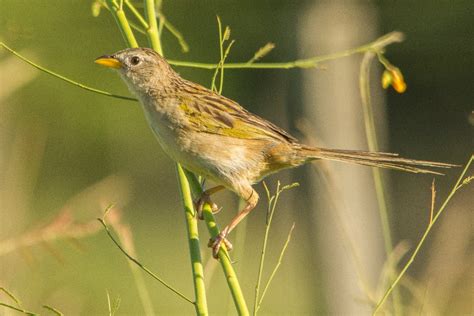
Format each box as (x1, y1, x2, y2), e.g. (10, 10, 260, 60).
(430, 179, 436, 224)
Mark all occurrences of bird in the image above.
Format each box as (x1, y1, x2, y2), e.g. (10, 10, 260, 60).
(95, 47, 455, 258)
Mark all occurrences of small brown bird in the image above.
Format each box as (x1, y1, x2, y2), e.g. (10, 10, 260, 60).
(95, 48, 455, 257)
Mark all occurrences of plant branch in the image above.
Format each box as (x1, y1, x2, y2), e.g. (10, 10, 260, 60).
(144, 0, 163, 55)
(359, 33, 405, 315)
(0, 42, 137, 101)
(106, 0, 139, 47)
(100, 6, 208, 313)
(0, 302, 37, 316)
(98, 218, 194, 304)
(177, 165, 209, 316)
(254, 182, 298, 315)
(257, 222, 295, 310)
(167, 32, 404, 70)
(124, 0, 149, 29)
(183, 169, 250, 316)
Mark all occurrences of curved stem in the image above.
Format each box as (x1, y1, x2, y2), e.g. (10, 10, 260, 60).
(98, 219, 194, 304)
(167, 32, 404, 70)
(360, 50, 402, 315)
(0, 42, 136, 101)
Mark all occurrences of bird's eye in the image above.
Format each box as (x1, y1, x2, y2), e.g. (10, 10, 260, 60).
(130, 56, 141, 66)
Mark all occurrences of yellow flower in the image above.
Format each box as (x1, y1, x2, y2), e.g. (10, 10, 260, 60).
(381, 66, 407, 93)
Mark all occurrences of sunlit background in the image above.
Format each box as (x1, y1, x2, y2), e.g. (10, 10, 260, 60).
(1, 1, 472, 315)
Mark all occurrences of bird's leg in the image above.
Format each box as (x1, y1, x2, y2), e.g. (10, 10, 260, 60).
(211, 187, 259, 258)
(194, 185, 224, 219)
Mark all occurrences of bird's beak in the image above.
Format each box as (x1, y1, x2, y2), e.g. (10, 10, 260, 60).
(94, 55, 122, 69)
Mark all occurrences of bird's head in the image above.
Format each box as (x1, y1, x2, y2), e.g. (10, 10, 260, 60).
(95, 47, 178, 97)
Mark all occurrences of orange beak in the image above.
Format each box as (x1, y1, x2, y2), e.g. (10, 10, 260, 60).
(94, 55, 122, 69)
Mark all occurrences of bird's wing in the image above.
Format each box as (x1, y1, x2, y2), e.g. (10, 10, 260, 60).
(179, 85, 297, 143)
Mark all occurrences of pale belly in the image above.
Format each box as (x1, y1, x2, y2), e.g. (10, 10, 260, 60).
(139, 97, 288, 189)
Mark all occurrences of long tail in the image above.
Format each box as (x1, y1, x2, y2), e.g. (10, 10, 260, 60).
(301, 146, 457, 175)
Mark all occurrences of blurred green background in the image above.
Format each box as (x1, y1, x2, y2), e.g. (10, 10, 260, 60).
(1, 1, 472, 315)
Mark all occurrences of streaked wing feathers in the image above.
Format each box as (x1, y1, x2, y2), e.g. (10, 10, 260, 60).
(179, 80, 297, 143)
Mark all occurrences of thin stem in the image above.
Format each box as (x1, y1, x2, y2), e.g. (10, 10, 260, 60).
(144, 0, 163, 55)
(42, 305, 64, 316)
(177, 165, 209, 316)
(98, 218, 194, 305)
(111, 221, 155, 316)
(253, 182, 278, 315)
(257, 223, 295, 309)
(0, 42, 137, 101)
(359, 50, 402, 315)
(254, 182, 298, 315)
(167, 32, 404, 70)
(373, 155, 473, 314)
(124, 0, 149, 29)
(0, 303, 37, 316)
(183, 169, 250, 316)
(158, 13, 190, 52)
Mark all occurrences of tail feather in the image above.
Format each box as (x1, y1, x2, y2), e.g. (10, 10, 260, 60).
(302, 146, 457, 175)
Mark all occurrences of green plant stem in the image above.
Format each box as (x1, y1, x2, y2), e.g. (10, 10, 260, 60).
(167, 32, 404, 70)
(253, 184, 277, 315)
(144, 0, 163, 55)
(359, 50, 402, 315)
(124, 0, 149, 28)
(1, 32, 404, 104)
(142, 1, 207, 312)
(98, 218, 194, 304)
(0, 302, 37, 316)
(0, 42, 136, 101)
(183, 169, 250, 316)
(373, 155, 473, 314)
(256, 223, 295, 310)
(254, 182, 298, 315)
(105, 4, 208, 314)
(42, 305, 64, 316)
(106, 0, 139, 47)
(177, 165, 209, 316)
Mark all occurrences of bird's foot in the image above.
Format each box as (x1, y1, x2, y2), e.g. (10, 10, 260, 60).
(209, 228, 233, 258)
(194, 192, 220, 220)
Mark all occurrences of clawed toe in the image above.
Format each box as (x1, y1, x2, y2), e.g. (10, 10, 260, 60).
(194, 195, 220, 219)
(209, 231, 233, 258)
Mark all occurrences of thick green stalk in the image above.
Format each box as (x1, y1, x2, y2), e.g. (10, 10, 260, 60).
(106, 0, 139, 48)
(184, 170, 250, 316)
(177, 165, 209, 315)
(106, 2, 208, 314)
(144, 0, 163, 55)
(141, 1, 208, 314)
